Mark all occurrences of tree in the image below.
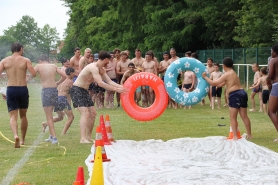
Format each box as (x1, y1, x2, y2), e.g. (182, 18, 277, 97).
(233, 0, 275, 47)
(4, 15, 39, 47)
(0, 35, 16, 60)
(2, 15, 60, 62)
(37, 24, 60, 58)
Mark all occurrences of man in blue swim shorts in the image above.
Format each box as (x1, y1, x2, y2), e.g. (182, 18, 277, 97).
(202, 57, 252, 140)
(0, 42, 36, 148)
(34, 55, 67, 144)
(41, 67, 75, 135)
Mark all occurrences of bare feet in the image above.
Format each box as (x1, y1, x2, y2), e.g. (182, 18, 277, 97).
(42, 122, 48, 133)
(258, 110, 263, 112)
(80, 139, 92, 144)
(87, 138, 94, 143)
(20, 140, 25, 146)
(249, 108, 256, 112)
(273, 138, 278, 142)
(223, 104, 228, 107)
(15, 137, 20, 148)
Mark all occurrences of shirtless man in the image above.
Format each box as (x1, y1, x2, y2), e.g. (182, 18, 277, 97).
(169, 48, 180, 109)
(159, 51, 171, 80)
(210, 63, 223, 109)
(206, 58, 215, 106)
(34, 55, 67, 144)
(120, 63, 141, 104)
(267, 44, 278, 140)
(42, 67, 75, 135)
(0, 42, 36, 148)
(142, 52, 157, 106)
(60, 58, 70, 74)
(70, 47, 82, 81)
(124, 50, 132, 64)
(202, 57, 252, 140)
(113, 48, 121, 107)
(116, 51, 130, 89)
(148, 50, 159, 76)
(79, 48, 92, 71)
(70, 51, 125, 143)
(105, 52, 117, 108)
(131, 49, 145, 72)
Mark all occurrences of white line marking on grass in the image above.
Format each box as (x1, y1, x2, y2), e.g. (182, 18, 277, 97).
(1, 132, 45, 185)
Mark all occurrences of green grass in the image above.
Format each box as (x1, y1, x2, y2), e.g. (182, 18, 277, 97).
(0, 83, 277, 185)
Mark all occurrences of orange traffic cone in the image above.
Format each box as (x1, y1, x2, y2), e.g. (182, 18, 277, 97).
(99, 115, 111, 145)
(90, 146, 104, 185)
(75, 166, 84, 185)
(227, 126, 242, 139)
(91, 126, 111, 162)
(73, 181, 80, 185)
(105, 114, 115, 142)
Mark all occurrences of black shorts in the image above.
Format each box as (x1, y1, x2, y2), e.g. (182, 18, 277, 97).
(262, 90, 269, 104)
(212, 86, 222, 97)
(228, 89, 248, 109)
(117, 75, 123, 84)
(41, 88, 58, 107)
(183, 83, 192, 89)
(54, 96, 72, 112)
(6, 86, 29, 112)
(88, 83, 105, 93)
(70, 85, 94, 108)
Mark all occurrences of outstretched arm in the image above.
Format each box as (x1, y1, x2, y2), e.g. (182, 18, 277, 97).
(202, 72, 227, 86)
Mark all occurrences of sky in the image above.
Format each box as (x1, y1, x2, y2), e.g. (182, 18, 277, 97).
(0, 0, 70, 39)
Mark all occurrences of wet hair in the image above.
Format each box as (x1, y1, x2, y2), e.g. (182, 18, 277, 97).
(260, 67, 267, 75)
(207, 57, 213, 62)
(135, 48, 141, 52)
(38, 54, 49, 62)
(222, 57, 233, 68)
(214, 63, 220, 67)
(61, 58, 68, 64)
(74, 47, 80, 52)
(98, 51, 111, 60)
(113, 48, 121, 54)
(11, 42, 23, 53)
(272, 44, 278, 55)
(185, 51, 192, 56)
(128, 62, 135, 67)
(109, 51, 114, 55)
(65, 67, 75, 75)
(191, 52, 198, 59)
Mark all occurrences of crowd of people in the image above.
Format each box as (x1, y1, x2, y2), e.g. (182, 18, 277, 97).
(2, 42, 278, 147)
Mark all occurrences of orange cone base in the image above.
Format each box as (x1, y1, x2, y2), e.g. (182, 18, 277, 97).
(227, 132, 242, 140)
(91, 158, 111, 163)
(104, 141, 112, 145)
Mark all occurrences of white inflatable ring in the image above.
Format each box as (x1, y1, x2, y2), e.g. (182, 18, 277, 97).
(121, 72, 168, 121)
(164, 57, 209, 106)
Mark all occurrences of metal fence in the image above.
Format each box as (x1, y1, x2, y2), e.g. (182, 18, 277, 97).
(195, 47, 271, 88)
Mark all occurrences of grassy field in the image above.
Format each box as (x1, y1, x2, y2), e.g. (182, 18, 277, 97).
(0, 82, 277, 185)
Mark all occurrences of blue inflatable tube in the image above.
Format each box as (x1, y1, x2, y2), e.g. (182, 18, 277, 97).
(164, 57, 209, 106)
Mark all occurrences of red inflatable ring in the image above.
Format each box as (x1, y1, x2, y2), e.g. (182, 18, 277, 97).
(121, 72, 168, 121)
